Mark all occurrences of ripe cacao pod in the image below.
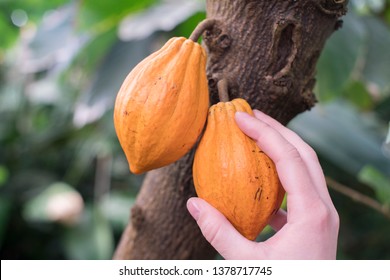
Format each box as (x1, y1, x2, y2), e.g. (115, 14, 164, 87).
(114, 37, 209, 174)
(193, 98, 285, 240)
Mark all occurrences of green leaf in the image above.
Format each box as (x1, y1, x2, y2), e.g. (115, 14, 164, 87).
(100, 191, 135, 231)
(78, 0, 158, 32)
(361, 16, 390, 94)
(66, 28, 117, 78)
(174, 11, 206, 39)
(384, 122, 390, 154)
(289, 100, 390, 176)
(358, 165, 390, 205)
(342, 80, 374, 110)
(73, 0, 205, 127)
(0, 165, 9, 187)
(0, 195, 12, 249)
(0, 0, 70, 52)
(26, 5, 82, 72)
(316, 12, 366, 101)
(0, 11, 18, 51)
(374, 95, 390, 121)
(1, 0, 70, 19)
(316, 11, 390, 103)
(351, 0, 386, 14)
(73, 35, 160, 127)
(92, 205, 114, 259)
(63, 204, 114, 260)
(117, 0, 204, 41)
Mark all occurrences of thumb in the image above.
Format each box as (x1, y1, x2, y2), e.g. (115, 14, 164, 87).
(187, 197, 260, 259)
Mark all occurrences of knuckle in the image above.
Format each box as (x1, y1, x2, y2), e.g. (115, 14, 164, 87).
(331, 208, 340, 231)
(304, 145, 319, 161)
(316, 203, 331, 221)
(207, 225, 224, 249)
(200, 219, 224, 248)
(312, 201, 338, 229)
(284, 146, 302, 161)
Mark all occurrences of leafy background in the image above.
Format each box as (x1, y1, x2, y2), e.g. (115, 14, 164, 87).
(0, 0, 389, 260)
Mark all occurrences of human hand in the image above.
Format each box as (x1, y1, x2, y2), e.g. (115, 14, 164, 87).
(187, 109, 339, 259)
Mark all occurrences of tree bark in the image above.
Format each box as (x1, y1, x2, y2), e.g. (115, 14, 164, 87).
(113, 0, 347, 260)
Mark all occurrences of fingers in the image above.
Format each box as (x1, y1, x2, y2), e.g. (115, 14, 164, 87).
(187, 197, 264, 260)
(235, 112, 320, 216)
(252, 110, 332, 204)
(268, 209, 287, 232)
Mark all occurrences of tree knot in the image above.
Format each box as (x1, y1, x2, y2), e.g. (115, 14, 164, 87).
(315, 0, 348, 17)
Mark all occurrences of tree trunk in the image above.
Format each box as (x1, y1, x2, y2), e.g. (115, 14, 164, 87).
(113, 0, 347, 260)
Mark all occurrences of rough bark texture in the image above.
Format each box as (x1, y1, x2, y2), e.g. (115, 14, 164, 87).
(113, 0, 347, 260)
(204, 0, 347, 124)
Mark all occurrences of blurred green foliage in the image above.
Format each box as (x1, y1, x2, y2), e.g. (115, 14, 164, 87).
(0, 0, 389, 260)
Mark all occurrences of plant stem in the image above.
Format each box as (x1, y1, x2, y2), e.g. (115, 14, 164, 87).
(217, 79, 230, 102)
(326, 176, 390, 220)
(189, 19, 216, 42)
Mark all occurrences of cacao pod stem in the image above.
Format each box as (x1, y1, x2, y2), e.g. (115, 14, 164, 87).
(217, 79, 230, 102)
(189, 19, 217, 42)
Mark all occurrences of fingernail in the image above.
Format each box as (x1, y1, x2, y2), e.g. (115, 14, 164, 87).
(187, 198, 201, 221)
(235, 111, 251, 121)
(235, 111, 249, 117)
(252, 109, 266, 119)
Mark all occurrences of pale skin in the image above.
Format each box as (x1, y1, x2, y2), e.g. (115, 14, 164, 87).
(187, 110, 340, 259)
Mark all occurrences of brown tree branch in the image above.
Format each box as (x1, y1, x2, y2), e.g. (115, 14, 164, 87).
(326, 176, 390, 220)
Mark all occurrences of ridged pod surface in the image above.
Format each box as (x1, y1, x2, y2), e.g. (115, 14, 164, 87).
(193, 98, 285, 240)
(114, 37, 209, 174)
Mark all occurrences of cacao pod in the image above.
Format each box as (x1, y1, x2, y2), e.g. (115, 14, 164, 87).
(114, 37, 209, 174)
(193, 98, 285, 240)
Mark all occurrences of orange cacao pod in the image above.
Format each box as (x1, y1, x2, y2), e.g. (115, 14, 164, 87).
(193, 98, 285, 240)
(114, 37, 209, 174)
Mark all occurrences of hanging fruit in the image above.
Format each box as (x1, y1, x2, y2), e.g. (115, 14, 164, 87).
(114, 20, 215, 174)
(193, 80, 285, 240)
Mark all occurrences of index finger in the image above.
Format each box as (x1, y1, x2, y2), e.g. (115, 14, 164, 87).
(235, 112, 321, 219)
(252, 109, 332, 204)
